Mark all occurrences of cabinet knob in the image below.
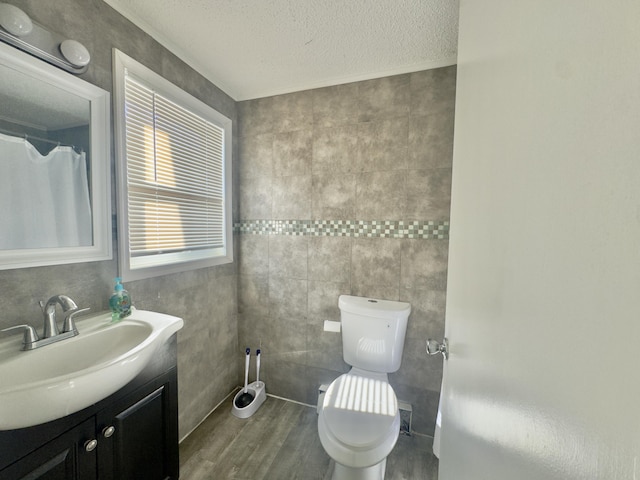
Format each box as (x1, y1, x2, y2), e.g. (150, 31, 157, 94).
(84, 439, 98, 452)
(102, 425, 116, 438)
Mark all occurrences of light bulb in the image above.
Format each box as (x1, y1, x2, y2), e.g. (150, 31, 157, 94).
(60, 39, 91, 67)
(0, 3, 33, 37)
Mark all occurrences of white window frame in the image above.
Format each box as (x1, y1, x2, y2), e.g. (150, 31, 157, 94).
(112, 49, 232, 281)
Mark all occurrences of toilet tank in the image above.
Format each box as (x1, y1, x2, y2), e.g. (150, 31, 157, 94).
(339, 295, 411, 373)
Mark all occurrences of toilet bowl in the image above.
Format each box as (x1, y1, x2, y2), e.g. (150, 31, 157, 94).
(317, 295, 410, 480)
(318, 370, 400, 480)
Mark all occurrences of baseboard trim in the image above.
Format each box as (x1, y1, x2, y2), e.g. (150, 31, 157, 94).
(179, 387, 238, 443)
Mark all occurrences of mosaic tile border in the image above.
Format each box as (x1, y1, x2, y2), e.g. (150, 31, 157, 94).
(234, 220, 449, 239)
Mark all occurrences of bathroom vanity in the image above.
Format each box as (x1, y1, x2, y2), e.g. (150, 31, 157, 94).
(0, 334, 179, 480)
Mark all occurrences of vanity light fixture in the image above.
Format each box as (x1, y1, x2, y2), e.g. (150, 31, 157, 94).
(0, 2, 90, 74)
(0, 3, 32, 36)
(59, 39, 91, 67)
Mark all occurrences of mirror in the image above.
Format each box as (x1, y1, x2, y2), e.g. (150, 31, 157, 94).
(0, 41, 111, 269)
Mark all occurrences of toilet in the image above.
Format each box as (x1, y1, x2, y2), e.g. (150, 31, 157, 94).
(318, 295, 411, 480)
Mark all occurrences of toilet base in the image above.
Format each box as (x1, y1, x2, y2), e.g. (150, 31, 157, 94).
(231, 381, 266, 419)
(331, 458, 387, 480)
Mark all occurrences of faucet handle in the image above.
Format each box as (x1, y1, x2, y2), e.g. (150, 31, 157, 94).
(63, 308, 90, 334)
(1, 324, 40, 348)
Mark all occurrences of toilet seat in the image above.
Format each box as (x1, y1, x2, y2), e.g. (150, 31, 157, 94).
(324, 408, 396, 448)
(322, 373, 398, 448)
(318, 372, 401, 469)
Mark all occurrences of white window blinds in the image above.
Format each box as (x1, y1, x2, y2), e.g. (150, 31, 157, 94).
(118, 64, 231, 277)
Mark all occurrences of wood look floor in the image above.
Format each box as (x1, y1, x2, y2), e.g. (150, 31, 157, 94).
(180, 395, 439, 480)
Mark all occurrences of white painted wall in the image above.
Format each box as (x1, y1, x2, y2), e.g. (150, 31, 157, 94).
(440, 1, 640, 478)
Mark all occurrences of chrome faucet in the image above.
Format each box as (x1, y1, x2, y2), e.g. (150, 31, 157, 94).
(1, 295, 89, 350)
(42, 294, 78, 338)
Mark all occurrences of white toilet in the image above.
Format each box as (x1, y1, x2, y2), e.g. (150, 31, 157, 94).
(318, 295, 411, 480)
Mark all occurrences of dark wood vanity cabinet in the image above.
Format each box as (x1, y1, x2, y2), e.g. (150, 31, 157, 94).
(96, 373, 178, 480)
(0, 418, 97, 480)
(0, 336, 179, 480)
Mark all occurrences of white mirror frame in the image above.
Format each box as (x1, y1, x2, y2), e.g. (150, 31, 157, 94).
(0, 42, 112, 270)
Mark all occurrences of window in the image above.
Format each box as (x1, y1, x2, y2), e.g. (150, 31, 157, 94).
(113, 49, 232, 281)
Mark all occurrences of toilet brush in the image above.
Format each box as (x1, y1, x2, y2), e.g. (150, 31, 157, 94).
(235, 348, 254, 408)
(256, 349, 261, 384)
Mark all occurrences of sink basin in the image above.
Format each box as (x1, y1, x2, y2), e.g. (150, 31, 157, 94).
(0, 308, 183, 430)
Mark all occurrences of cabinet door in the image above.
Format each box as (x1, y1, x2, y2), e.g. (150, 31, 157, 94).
(0, 418, 96, 480)
(98, 375, 178, 480)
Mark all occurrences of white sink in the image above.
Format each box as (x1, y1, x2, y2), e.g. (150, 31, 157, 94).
(0, 308, 183, 430)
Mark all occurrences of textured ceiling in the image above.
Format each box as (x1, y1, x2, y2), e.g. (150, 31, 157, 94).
(103, 0, 459, 101)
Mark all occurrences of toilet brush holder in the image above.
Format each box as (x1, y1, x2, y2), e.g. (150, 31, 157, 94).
(232, 347, 266, 418)
(231, 380, 266, 419)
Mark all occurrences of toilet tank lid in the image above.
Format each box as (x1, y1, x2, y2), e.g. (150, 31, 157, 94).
(339, 295, 410, 318)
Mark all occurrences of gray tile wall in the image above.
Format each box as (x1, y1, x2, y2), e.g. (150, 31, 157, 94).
(0, 0, 238, 439)
(0, 0, 454, 442)
(237, 67, 456, 435)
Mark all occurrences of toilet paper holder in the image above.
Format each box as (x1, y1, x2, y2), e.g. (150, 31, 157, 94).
(426, 338, 449, 360)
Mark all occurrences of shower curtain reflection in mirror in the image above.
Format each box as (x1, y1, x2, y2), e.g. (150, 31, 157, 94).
(0, 132, 92, 249)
